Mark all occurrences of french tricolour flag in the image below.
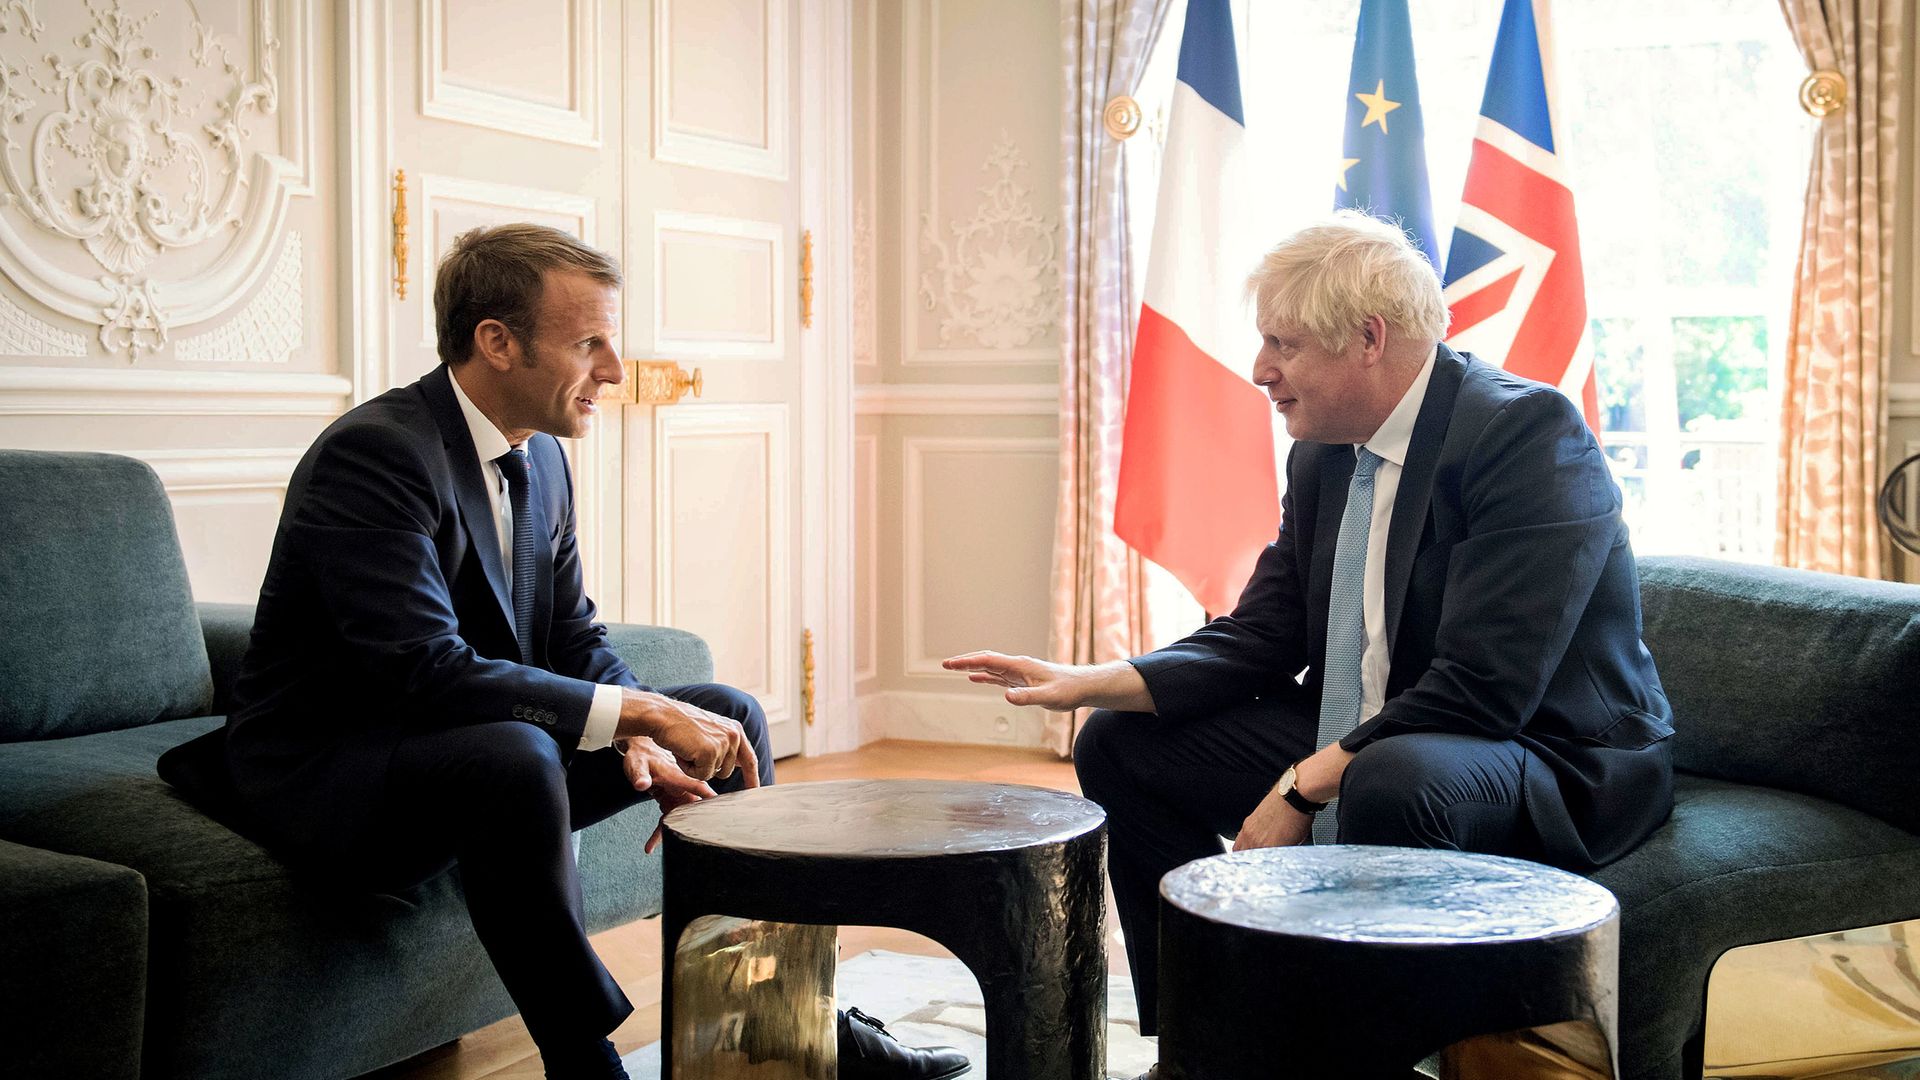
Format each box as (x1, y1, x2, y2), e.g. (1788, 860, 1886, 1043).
(1443, 0, 1597, 431)
(1113, 0, 1280, 616)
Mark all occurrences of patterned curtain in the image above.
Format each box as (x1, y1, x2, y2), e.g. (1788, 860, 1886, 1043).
(1048, 0, 1177, 757)
(1775, 0, 1903, 578)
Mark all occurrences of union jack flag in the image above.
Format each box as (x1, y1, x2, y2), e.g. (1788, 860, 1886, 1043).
(1442, 0, 1598, 432)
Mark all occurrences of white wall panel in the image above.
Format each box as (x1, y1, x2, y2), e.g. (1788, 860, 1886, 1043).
(421, 0, 602, 145)
(854, 432, 879, 683)
(655, 404, 794, 724)
(653, 211, 784, 359)
(140, 448, 304, 604)
(902, 436, 1054, 675)
(896, 0, 1061, 367)
(653, 0, 789, 178)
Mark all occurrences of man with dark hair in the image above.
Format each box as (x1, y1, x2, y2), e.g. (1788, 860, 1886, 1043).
(174, 225, 968, 1080)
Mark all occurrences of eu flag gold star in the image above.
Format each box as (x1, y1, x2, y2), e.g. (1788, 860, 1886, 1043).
(1354, 80, 1402, 133)
(1337, 158, 1361, 191)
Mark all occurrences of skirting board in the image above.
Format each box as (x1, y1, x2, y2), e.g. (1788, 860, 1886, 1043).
(857, 690, 1053, 749)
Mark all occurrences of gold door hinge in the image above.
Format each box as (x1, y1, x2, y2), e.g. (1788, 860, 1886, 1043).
(392, 170, 410, 299)
(604, 359, 703, 405)
(799, 229, 814, 329)
(802, 628, 816, 726)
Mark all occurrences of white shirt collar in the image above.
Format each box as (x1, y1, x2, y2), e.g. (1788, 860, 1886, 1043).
(1362, 344, 1439, 468)
(447, 363, 517, 464)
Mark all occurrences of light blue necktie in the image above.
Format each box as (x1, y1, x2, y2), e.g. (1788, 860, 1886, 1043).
(1312, 446, 1381, 844)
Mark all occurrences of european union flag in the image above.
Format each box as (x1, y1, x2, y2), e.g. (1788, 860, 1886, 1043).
(1334, 0, 1439, 267)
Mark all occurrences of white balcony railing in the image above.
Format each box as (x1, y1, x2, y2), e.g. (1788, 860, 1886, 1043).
(1600, 429, 1775, 562)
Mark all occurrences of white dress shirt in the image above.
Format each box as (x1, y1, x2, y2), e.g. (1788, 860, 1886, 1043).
(448, 369, 621, 751)
(1353, 346, 1438, 725)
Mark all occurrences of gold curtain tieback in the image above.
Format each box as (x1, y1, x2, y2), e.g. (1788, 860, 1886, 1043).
(1105, 95, 1143, 140)
(1799, 70, 1847, 117)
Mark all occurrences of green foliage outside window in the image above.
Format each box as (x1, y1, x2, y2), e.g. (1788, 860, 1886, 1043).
(1672, 316, 1770, 428)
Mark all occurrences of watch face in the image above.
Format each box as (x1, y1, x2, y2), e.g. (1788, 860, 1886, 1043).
(1277, 765, 1297, 793)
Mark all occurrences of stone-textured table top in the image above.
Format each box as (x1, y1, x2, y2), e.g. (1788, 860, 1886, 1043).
(664, 779, 1106, 858)
(1161, 846, 1618, 945)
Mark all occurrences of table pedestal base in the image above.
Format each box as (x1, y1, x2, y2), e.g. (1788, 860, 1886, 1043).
(669, 915, 837, 1080)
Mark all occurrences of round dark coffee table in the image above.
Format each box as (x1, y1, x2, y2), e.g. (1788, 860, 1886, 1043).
(660, 779, 1108, 1080)
(1157, 846, 1620, 1080)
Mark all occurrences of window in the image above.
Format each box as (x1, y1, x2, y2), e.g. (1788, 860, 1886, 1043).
(1238, 0, 1811, 562)
(1133, 0, 1810, 605)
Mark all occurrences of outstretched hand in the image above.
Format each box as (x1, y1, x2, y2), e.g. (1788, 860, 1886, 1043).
(941, 651, 1087, 710)
(617, 737, 719, 853)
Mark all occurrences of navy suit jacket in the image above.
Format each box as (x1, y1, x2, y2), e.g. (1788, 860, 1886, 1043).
(1131, 346, 1674, 869)
(213, 365, 646, 843)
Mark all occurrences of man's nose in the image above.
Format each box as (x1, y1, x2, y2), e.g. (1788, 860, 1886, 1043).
(595, 347, 625, 384)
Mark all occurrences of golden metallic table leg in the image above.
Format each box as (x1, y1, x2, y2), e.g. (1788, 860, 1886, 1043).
(1443, 1019, 1616, 1079)
(669, 915, 838, 1080)
(1702, 918, 1920, 1078)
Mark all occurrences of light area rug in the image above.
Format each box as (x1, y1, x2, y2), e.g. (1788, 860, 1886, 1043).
(622, 948, 1158, 1079)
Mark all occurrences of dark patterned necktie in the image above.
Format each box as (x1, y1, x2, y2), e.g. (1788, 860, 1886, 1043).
(494, 448, 537, 664)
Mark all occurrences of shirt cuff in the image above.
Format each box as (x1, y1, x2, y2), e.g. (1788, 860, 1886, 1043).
(580, 682, 623, 751)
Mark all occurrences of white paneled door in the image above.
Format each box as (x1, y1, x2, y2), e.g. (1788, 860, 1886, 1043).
(383, 0, 821, 758)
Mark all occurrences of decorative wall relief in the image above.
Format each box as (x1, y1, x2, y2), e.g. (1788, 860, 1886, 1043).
(0, 0, 307, 360)
(175, 230, 301, 363)
(0, 291, 85, 355)
(919, 133, 1060, 351)
(0, 3, 44, 38)
(852, 197, 874, 365)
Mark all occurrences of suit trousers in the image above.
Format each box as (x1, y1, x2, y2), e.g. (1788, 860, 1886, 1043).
(310, 683, 773, 1056)
(1072, 690, 1545, 1035)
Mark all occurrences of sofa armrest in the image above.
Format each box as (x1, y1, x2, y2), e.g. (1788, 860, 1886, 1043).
(0, 840, 147, 1080)
(196, 602, 255, 715)
(602, 622, 714, 688)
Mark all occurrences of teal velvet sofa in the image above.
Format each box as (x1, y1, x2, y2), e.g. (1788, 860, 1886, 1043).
(1591, 556, 1920, 1079)
(0, 450, 706, 1080)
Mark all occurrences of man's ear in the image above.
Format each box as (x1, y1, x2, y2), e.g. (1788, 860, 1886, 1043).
(1358, 314, 1388, 364)
(473, 319, 519, 373)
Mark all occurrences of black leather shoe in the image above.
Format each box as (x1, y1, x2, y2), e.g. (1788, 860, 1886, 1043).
(837, 1006, 971, 1079)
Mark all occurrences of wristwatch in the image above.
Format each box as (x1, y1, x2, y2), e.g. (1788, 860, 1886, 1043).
(1274, 763, 1328, 815)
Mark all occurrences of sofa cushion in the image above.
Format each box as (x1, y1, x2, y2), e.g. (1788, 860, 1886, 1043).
(0, 717, 666, 1080)
(603, 621, 716, 687)
(0, 840, 148, 1080)
(1591, 774, 1920, 1080)
(1638, 556, 1920, 834)
(0, 451, 212, 742)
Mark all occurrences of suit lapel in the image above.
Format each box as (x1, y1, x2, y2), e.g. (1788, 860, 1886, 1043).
(1381, 346, 1466, 655)
(421, 366, 516, 632)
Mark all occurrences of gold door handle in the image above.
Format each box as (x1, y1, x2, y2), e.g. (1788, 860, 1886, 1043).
(606, 359, 703, 405)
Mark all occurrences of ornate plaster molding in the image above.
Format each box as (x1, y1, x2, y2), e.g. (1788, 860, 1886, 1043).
(0, 0, 306, 360)
(175, 230, 301, 363)
(0, 291, 85, 355)
(918, 133, 1060, 351)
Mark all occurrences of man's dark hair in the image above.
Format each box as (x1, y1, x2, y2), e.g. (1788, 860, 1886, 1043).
(434, 224, 623, 365)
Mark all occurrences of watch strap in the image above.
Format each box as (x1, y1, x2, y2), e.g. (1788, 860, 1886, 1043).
(1281, 784, 1328, 814)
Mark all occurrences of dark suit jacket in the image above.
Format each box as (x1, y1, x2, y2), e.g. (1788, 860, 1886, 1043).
(1131, 345, 1674, 869)
(210, 365, 646, 845)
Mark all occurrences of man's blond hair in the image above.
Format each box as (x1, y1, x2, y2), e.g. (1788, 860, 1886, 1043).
(1245, 210, 1448, 353)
